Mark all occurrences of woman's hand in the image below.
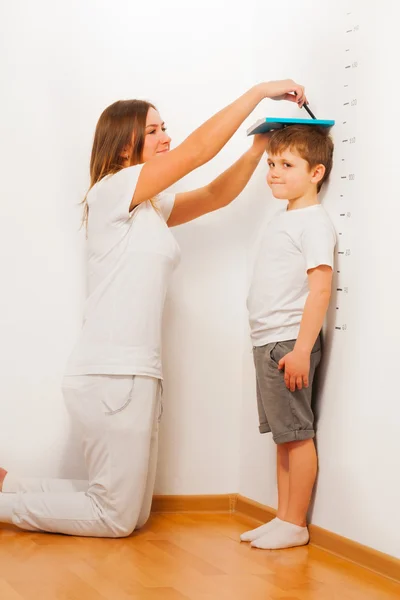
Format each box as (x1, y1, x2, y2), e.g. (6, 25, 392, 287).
(259, 79, 307, 107)
(252, 132, 272, 156)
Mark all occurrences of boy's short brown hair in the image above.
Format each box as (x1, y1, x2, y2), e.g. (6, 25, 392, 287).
(267, 125, 334, 192)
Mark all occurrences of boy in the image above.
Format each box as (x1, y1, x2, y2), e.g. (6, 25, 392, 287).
(242, 125, 336, 550)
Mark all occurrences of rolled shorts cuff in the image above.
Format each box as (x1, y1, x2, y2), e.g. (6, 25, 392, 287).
(273, 429, 315, 445)
(259, 423, 271, 434)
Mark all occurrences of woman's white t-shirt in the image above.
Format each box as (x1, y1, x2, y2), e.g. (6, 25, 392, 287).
(65, 165, 181, 378)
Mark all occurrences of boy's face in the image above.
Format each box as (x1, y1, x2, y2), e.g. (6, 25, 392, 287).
(266, 148, 322, 200)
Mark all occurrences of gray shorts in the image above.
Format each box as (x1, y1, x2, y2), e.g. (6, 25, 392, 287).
(253, 337, 321, 444)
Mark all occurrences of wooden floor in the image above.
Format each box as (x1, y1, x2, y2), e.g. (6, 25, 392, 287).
(0, 512, 399, 600)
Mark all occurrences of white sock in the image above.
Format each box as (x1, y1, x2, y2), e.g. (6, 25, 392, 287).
(240, 517, 282, 542)
(0, 493, 16, 523)
(251, 519, 309, 550)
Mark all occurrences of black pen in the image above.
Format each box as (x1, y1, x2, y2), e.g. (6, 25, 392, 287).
(294, 91, 317, 119)
(303, 103, 317, 120)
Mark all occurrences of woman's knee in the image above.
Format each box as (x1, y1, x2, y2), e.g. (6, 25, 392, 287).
(86, 500, 138, 538)
(94, 518, 135, 538)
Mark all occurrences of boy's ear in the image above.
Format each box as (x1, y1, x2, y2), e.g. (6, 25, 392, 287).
(310, 163, 326, 185)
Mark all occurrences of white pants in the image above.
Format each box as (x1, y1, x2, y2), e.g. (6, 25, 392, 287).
(2, 375, 161, 537)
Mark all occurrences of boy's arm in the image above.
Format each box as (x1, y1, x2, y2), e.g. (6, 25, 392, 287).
(167, 134, 269, 227)
(278, 265, 333, 392)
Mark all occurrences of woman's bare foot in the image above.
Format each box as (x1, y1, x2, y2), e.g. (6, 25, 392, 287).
(0, 468, 8, 492)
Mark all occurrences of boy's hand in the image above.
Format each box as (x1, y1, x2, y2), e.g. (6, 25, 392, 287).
(278, 350, 310, 392)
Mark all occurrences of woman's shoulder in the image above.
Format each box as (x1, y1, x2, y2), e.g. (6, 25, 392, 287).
(101, 164, 144, 190)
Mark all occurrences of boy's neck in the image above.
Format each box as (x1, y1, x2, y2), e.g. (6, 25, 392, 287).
(286, 190, 319, 211)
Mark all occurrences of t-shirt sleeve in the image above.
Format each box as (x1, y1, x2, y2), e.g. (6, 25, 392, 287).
(106, 164, 145, 223)
(300, 219, 337, 272)
(155, 193, 176, 222)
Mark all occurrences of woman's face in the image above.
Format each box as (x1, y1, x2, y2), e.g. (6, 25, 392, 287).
(141, 107, 171, 162)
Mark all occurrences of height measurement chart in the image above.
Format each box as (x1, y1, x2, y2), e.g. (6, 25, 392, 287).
(333, 2, 360, 335)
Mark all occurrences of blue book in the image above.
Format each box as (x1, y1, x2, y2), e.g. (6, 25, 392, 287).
(247, 117, 335, 136)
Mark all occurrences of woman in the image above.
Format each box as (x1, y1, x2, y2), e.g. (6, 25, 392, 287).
(0, 80, 307, 537)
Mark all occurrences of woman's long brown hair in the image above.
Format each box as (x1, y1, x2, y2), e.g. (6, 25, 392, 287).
(82, 99, 156, 227)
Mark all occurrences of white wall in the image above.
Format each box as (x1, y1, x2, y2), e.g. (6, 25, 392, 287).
(1, 0, 399, 559)
(239, 0, 400, 559)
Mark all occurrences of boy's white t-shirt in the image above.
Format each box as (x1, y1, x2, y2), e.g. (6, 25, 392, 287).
(247, 204, 337, 346)
(65, 165, 181, 378)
